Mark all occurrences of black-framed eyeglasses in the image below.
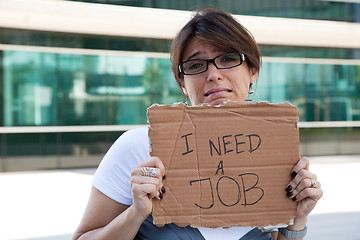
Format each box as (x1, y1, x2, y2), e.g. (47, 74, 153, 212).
(179, 52, 246, 75)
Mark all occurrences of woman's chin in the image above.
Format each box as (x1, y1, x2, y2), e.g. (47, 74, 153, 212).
(208, 98, 229, 106)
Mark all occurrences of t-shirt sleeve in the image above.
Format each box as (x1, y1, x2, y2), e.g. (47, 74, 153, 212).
(92, 127, 150, 205)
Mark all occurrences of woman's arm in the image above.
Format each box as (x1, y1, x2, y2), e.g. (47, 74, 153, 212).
(277, 156, 323, 240)
(72, 187, 145, 240)
(72, 156, 165, 240)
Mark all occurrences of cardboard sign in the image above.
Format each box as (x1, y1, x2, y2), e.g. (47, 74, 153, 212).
(147, 101, 299, 228)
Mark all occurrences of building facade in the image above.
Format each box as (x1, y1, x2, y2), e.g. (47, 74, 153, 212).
(0, 0, 359, 171)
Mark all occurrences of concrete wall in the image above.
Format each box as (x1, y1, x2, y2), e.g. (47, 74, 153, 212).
(300, 140, 360, 156)
(0, 155, 103, 172)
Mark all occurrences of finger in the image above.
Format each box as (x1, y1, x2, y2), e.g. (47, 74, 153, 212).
(287, 178, 318, 199)
(313, 180, 321, 189)
(132, 183, 158, 199)
(132, 167, 162, 179)
(131, 175, 164, 200)
(131, 175, 160, 186)
(138, 156, 166, 178)
(286, 169, 317, 193)
(160, 184, 166, 194)
(291, 156, 310, 177)
(291, 184, 323, 203)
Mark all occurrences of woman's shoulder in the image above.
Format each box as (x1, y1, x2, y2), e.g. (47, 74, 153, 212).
(116, 127, 149, 144)
(105, 127, 149, 162)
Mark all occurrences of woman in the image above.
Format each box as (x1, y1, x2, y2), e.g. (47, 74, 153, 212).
(73, 7, 323, 240)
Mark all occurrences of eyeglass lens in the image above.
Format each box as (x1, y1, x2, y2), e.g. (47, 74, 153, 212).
(181, 52, 243, 75)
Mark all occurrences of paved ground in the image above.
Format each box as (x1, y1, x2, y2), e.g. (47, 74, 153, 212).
(1, 155, 360, 240)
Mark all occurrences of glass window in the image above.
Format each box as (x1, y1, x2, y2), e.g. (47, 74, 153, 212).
(252, 61, 360, 122)
(2, 50, 183, 126)
(2, 49, 360, 126)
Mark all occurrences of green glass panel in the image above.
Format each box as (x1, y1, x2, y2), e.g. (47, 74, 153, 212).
(5, 133, 42, 156)
(2, 50, 183, 126)
(59, 132, 120, 156)
(0, 131, 120, 158)
(3, 51, 57, 126)
(251, 62, 360, 122)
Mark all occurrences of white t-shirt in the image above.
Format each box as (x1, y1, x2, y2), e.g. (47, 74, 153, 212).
(92, 127, 253, 240)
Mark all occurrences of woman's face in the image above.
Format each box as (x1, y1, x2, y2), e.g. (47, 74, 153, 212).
(181, 38, 258, 106)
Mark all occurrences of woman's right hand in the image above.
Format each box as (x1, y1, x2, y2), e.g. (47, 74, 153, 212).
(130, 156, 166, 218)
(72, 156, 165, 240)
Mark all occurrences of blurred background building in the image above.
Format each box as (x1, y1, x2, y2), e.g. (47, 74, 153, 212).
(0, 0, 359, 171)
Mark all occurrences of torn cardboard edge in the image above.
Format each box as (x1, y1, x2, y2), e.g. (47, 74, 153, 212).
(147, 101, 299, 229)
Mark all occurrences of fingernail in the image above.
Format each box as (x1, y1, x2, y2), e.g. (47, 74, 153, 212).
(286, 185, 292, 192)
(161, 186, 166, 194)
(291, 171, 297, 179)
(292, 196, 296, 201)
(159, 193, 163, 199)
(162, 175, 166, 180)
(287, 191, 293, 197)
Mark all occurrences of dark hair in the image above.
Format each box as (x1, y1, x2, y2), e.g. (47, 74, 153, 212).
(170, 7, 262, 88)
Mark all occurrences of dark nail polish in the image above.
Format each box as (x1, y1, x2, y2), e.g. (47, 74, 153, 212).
(291, 171, 297, 179)
(162, 175, 166, 180)
(286, 185, 292, 192)
(287, 191, 293, 197)
(159, 193, 163, 199)
(161, 186, 166, 194)
(292, 196, 296, 202)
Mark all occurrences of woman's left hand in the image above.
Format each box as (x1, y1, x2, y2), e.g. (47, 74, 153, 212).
(286, 156, 323, 218)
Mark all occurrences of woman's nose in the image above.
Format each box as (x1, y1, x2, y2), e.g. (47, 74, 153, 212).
(206, 63, 223, 82)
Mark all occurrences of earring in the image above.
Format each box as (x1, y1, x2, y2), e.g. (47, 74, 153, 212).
(247, 84, 260, 101)
(248, 84, 254, 95)
(184, 96, 190, 106)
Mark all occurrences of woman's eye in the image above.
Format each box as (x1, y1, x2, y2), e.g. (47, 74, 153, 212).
(221, 56, 238, 62)
(189, 62, 204, 69)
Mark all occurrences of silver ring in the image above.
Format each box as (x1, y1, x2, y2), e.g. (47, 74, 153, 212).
(140, 167, 157, 177)
(310, 179, 316, 188)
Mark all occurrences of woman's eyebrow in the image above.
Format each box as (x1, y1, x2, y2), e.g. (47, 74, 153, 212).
(185, 49, 223, 61)
(186, 51, 202, 61)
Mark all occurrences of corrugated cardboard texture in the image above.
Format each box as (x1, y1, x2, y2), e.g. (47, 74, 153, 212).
(147, 101, 299, 228)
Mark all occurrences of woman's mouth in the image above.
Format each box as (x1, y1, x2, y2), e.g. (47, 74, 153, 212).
(204, 88, 232, 97)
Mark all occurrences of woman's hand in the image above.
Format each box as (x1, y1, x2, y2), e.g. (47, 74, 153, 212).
(286, 156, 323, 218)
(130, 156, 166, 219)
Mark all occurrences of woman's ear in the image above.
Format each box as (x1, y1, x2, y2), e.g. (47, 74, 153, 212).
(249, 68, 258, 85)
